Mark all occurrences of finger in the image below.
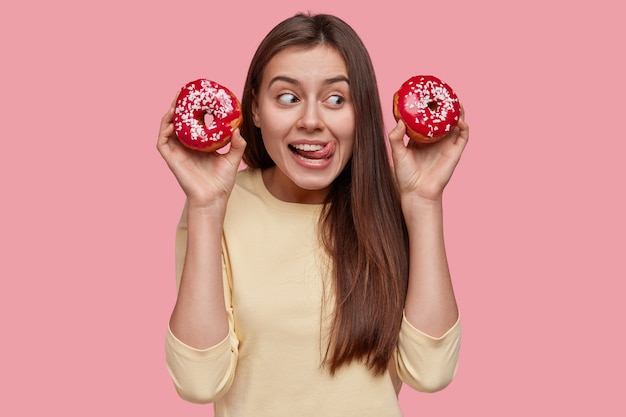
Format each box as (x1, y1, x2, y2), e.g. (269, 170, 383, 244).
(159, 99, 176, 134)
(157, 91, 183, 147)
(157, 116, 175, 148)
(171, 90, 180, 107)
(225, 129, 247, 165)
(456, 118, 469, 145)
(161, 108, 175, 131)
(230, 129, 247, 152)
(451, 103, 468, 148)
(389, 120, 413, 167)
(388, 120, 406, 150)
(157, 117, 178, 157)
(160, 90, 181, 127)
(440, 122, 468, 162)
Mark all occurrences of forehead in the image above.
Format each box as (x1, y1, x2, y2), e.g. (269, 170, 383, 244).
(261, 45, 348, 85)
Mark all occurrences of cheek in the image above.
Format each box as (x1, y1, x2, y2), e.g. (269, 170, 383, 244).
(258, 105, 291, 135)
(259, 117, 290, 157)
(260, 121, 289, 148)
(333, 114, 356, 148)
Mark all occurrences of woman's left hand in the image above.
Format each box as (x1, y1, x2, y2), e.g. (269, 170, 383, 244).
(388, 106, 469, 203)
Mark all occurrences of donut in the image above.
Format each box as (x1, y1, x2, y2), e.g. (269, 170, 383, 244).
(393, 75, 461, 143)
(173, 79, 243, 152)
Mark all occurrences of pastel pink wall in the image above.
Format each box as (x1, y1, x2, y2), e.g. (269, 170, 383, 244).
(1, 0, 624, 415)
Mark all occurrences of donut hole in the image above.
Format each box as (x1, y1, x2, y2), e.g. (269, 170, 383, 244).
(427, 101, 439, 112)
(203, 113, 215, 128)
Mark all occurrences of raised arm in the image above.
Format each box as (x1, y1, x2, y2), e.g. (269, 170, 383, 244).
(388, 110, 469, 337)
(157, 94, 246, 348)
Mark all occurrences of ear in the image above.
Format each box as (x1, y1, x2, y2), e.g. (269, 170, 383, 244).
(251, 94, 261, 127)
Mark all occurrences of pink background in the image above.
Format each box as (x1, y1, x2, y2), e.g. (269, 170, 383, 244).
(1, 0, 624, 415)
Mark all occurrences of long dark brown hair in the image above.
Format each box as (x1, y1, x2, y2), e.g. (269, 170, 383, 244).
(240, 13, 409, 375)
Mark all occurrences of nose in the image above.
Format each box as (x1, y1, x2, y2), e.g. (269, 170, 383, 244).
(297, 101, 324, 132)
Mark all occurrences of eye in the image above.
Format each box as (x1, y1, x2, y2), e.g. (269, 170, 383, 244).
(326, 95, 345, 106)
(277, 93, 298, 104)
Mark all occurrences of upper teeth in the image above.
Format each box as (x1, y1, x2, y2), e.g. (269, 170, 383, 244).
(292, 144, 324, 151)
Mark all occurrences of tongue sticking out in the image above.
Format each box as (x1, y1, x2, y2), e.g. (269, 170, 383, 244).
(290, 143, 334, 160)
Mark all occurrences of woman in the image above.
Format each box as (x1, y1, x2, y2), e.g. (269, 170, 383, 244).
(157, 12, 468, 417)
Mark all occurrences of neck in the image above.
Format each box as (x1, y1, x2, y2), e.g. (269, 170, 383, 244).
(262, 167, 329, 204)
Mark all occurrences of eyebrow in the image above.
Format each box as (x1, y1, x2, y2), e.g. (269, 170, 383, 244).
(267, 75, 350, 88)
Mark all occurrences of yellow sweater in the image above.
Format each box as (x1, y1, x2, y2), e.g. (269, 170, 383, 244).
(166, 168, 461, 417)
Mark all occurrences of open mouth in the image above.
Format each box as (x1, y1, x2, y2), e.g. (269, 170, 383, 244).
(288, 143, 333, 163)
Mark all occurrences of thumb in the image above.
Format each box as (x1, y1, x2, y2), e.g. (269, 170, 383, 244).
(226, 128, 247, 163)
(388, 119, 407, 157)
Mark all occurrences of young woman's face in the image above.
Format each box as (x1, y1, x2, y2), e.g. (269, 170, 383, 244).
(253, 45, 355, 203)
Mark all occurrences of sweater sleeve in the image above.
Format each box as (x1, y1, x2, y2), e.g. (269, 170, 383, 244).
(164, 203, 239, 404)
(394, 313, 461, 393)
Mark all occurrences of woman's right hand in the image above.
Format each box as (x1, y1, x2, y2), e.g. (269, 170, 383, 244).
(156, 94, 247, 209)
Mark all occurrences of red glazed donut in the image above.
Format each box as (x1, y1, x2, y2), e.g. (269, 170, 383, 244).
(173, 79, 243, 152)
(393, 75, 461, 143)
